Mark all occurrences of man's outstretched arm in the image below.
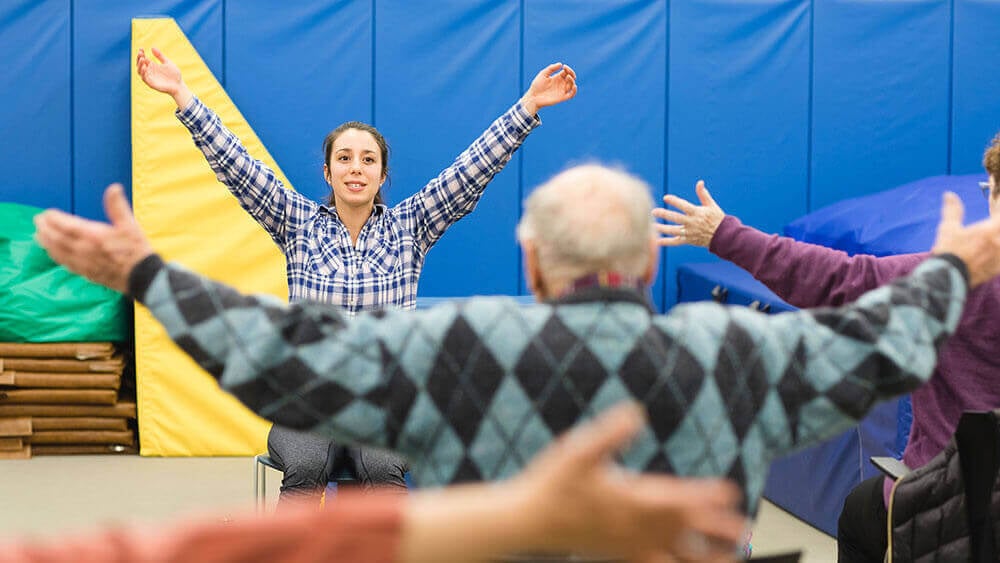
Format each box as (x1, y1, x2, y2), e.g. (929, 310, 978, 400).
(35, 184, 399, 446)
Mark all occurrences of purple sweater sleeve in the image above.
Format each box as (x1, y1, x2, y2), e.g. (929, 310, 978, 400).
(709, 216, 929, 307)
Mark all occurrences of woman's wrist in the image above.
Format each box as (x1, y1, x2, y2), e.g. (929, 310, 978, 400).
(172, 83, 194, 110)
(519, 94, 539, 117)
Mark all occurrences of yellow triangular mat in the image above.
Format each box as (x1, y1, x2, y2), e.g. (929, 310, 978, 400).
(131, 17, 289, 455)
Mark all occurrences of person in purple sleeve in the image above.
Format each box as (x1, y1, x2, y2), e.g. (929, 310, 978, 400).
(136, 47, 577, 509)
(653, 133, 1000, 562)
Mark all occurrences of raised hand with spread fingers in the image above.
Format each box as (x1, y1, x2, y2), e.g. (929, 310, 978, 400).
(652, 180, 725, 248)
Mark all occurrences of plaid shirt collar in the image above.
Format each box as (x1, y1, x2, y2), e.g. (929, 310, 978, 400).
(318, 202, 389, 219)
(550, 271, 653, 310)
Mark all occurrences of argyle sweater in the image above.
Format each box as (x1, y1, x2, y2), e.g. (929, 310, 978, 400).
(130, 254, 969, 514)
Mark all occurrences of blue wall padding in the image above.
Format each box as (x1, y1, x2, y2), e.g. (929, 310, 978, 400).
(665, 0, 811, 311)
(522, 0, 667, 308)
(225, 0, 372, 204)
(375, 0, 522, 296)
(0, 1, 71, 211)
(73, 1, 223, 220)
(810, 0, 951, 210)
(951, 0, 1000, 175)
(785, 174, 989, 255)
(73, 3, 137, 220)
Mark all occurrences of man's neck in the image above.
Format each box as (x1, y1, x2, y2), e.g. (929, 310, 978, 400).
(555, 271, 647, 299)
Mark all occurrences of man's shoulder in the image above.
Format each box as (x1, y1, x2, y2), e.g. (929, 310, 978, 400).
(413, 296, 650, 334)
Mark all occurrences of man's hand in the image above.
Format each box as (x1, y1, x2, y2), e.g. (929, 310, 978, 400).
(512, 403, 745, 561)
(520, 63, 578, 116)
(34, 184, 154, 294)
(653, 180, 726, 249)
(931, 192, 1000, 288)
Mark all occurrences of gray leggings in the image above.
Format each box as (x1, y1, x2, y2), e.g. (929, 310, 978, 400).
(266, 424, 409, 507)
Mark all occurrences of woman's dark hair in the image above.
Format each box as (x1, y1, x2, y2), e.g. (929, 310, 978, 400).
(322, 121, 390, 206)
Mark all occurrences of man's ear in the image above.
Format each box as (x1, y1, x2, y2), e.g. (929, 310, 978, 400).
(643, 237, 660, 286)
(522, 241, 545, 301)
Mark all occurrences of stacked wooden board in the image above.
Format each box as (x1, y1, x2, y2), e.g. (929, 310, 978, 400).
(0, 343, 136, 458)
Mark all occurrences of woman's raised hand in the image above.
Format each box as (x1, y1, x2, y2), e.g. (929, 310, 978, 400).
(520, 63, 578, 115)
(136, 47, 193, 109)
(653, 180, 726, 248)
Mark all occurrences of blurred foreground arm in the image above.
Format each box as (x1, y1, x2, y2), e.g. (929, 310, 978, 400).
(401, 403, 744, 562)
(0, 405, 743, 563)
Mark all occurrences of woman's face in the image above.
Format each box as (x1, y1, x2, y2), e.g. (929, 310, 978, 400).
(324, 128, 385, 210)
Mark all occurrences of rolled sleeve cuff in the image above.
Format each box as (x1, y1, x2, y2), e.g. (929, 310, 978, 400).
(932, 253, 971, 288)
(512, 101, 542, 131)
(174, 94, 204, 126)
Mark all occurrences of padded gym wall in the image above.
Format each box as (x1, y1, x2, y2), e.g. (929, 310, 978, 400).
(130, 17, 287, 455)
(952, 0, 1000, 175)
(375, 0, 522, 297)
(224, 0, 372, 205)
(0, 1, 71, 211)
(73, 1, 223, 221)
(4, 0, 1000, 311)
(810, 0, 951, 210)
(665, 0, 811, 311)
(523, 0, 667, 309)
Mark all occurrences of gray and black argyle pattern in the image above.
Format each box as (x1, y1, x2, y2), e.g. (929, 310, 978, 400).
(132, 254, 968, 514)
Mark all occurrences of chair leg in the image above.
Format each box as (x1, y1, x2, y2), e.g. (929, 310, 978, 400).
(253, 454, 267, 515)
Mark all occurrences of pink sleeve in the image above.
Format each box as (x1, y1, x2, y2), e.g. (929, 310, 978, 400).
(709, 215, 928, 307)
(0, 494, 404, 563)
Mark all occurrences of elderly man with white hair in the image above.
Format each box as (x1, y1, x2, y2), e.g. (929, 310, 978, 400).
(517, 165, 659, 299)
(34, 163, 1000, 542)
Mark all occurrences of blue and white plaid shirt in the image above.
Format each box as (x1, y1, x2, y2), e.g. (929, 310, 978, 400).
(177, 97, 540, 312)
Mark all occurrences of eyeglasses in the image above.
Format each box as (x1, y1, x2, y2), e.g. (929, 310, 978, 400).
(981, 181, 992, 200)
